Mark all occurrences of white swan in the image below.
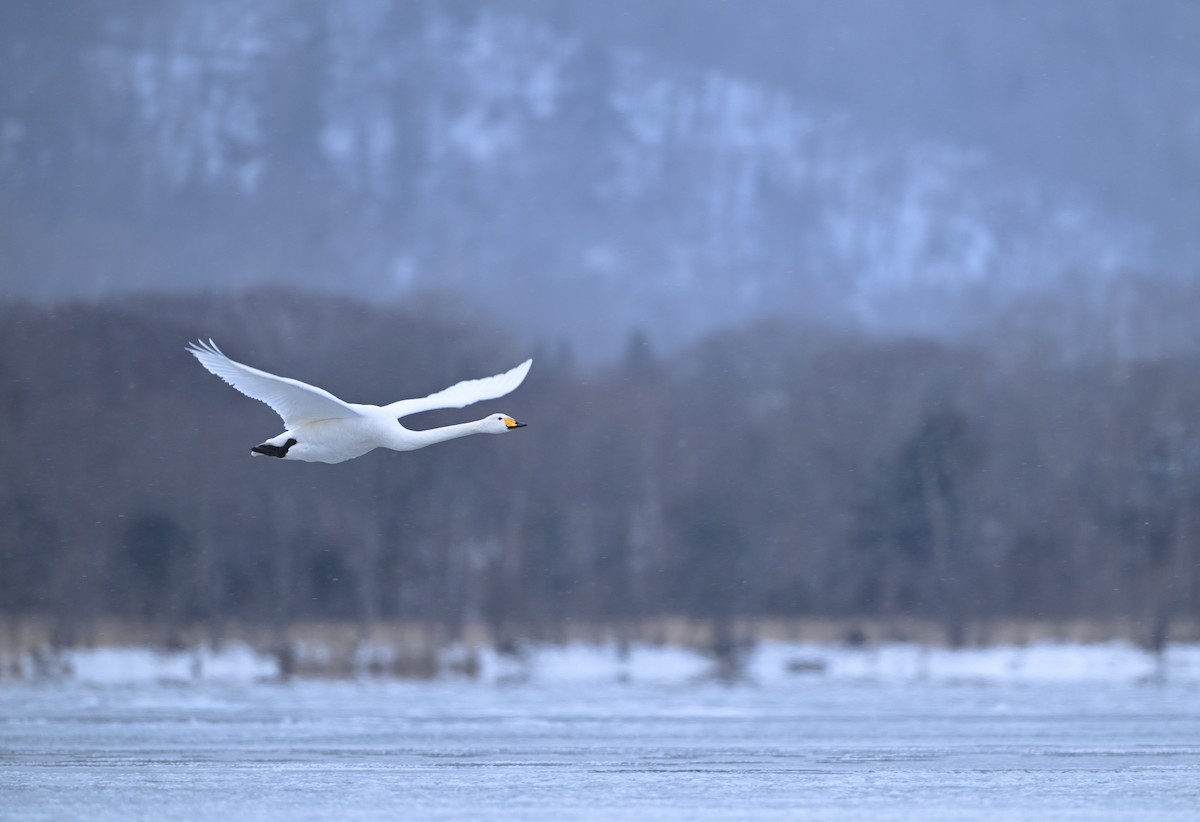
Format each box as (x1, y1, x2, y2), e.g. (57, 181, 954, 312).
(187, 340, 530, 464)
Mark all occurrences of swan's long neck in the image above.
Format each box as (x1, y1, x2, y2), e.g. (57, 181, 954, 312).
(389, 419, 487, 451)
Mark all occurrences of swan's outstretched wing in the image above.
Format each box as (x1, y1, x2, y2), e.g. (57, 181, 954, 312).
(187, 340, 362, 429)
(384, 359, 532, 419)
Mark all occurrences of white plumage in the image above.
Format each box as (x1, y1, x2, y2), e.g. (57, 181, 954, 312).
(187, 340, 530, 464)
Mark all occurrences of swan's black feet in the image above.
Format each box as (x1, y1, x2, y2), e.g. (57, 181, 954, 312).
(251, 438, 297, 458)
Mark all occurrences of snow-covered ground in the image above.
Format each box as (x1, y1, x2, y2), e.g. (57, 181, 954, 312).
(4, 639, 1198, 686)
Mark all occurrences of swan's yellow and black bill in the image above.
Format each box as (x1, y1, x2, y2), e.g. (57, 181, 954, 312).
(504, 416, 527, 429)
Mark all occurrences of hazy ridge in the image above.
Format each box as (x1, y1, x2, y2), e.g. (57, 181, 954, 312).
(3, 1, 1196, 353)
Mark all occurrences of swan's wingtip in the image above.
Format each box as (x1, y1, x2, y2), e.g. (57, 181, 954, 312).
(186, 338, 224, 358)
(511, 358, 533, 385)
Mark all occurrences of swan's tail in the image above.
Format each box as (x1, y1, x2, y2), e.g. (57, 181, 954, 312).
(251, 438, 297, 458)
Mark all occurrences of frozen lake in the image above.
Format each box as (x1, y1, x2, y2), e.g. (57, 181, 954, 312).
(3, 675, 1199, 820)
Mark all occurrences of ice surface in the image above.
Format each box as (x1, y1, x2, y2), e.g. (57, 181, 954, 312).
(3, 642, 1200, 819)
(2, 675, 1198, 821)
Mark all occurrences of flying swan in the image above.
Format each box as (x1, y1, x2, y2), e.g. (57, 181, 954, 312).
(187, 340, 530, 464)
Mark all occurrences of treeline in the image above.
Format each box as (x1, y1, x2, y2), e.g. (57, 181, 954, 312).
(1, 289, 1198, 651)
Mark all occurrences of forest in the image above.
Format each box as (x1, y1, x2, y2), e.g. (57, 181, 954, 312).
(2, 285, 1199, 661)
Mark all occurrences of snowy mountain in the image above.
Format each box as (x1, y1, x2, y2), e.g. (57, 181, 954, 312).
(0, 1, 1192, 352)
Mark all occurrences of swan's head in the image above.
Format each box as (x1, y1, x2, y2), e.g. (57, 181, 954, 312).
(483, 413, 527, 434)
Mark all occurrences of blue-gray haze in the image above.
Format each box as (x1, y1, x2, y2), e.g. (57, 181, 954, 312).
(2, 0, 1198, 353)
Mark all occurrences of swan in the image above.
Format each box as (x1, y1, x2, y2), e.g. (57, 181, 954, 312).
(187, 340, 530, 464)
